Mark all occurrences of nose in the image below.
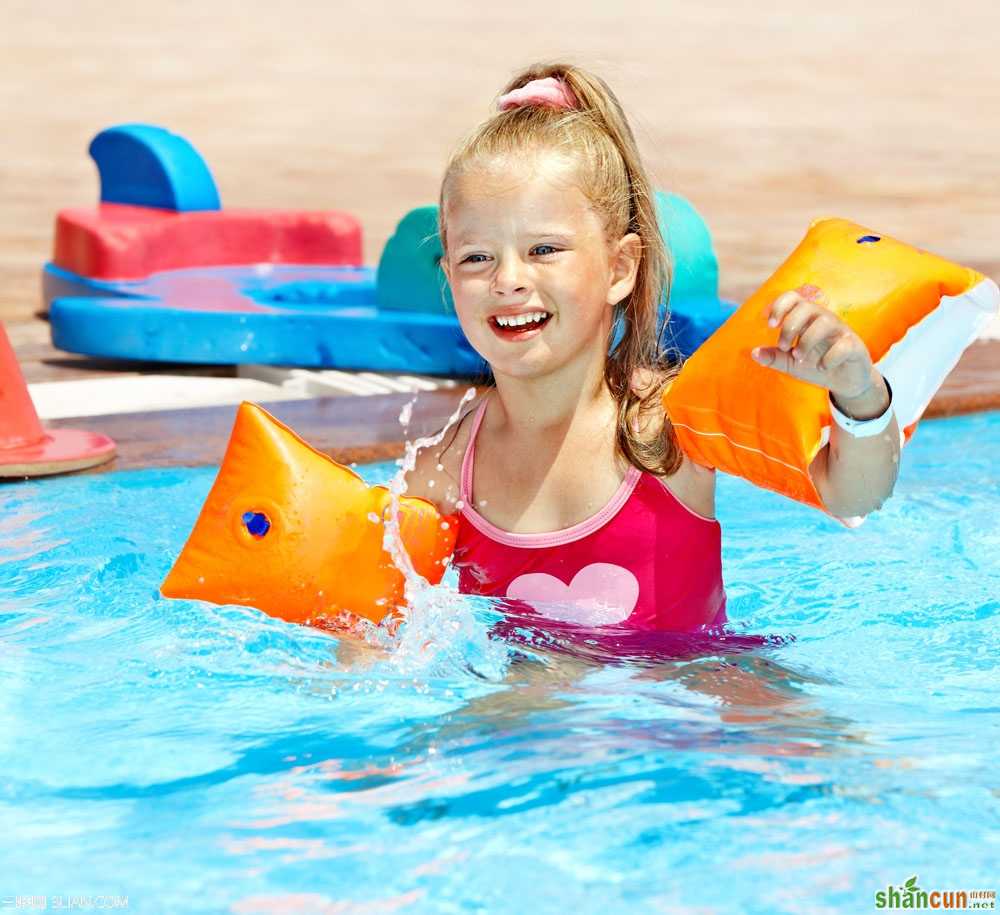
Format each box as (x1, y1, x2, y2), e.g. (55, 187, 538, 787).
(491, 252, 531, 297)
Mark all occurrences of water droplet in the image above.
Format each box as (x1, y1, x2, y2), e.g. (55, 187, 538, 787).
(440, 521, 449, 530)
(367, 512, 380, 524)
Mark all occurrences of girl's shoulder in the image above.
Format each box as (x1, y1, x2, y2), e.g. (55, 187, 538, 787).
(403, 395, 484, 517)
(651, 453, 717, 521)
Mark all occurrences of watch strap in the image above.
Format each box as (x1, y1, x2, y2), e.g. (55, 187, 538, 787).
(829, 377, 894, 438)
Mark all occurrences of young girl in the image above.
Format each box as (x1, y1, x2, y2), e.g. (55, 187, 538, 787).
(404, 62, 899, 633)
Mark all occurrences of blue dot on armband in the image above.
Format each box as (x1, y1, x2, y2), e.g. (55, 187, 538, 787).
(242, 511, 271, 538)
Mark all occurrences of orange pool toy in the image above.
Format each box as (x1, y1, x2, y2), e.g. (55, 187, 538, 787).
(161, 402, 457, 627)
(0, 322, 116, 477)
(663, 218, 1000, 515)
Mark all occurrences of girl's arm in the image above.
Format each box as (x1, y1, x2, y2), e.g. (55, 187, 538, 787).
(752, 286, 901, 519)
(807, 370, 900, 518)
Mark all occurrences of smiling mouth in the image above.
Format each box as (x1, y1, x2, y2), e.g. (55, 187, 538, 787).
(488, 311, 552, 337)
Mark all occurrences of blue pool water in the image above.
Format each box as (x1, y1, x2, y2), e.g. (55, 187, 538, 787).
(1, 412, 998, 913)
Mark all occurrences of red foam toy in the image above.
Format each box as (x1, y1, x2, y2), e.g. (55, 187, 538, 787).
(0, 324, 116, 478)
(53, 204, 363, 280)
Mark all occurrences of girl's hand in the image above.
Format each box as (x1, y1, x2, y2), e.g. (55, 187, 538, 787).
(751, 284, 889, 415)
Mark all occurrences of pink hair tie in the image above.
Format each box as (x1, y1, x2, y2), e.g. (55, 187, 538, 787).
(497, 76, 578, 112)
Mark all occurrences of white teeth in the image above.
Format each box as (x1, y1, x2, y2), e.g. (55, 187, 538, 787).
(495, 311, 549, 328)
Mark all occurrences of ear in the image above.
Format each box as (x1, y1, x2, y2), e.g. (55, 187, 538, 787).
(607, 232, 642, 307)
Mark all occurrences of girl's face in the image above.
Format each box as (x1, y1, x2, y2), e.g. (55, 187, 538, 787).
(442, 151, 640, 381)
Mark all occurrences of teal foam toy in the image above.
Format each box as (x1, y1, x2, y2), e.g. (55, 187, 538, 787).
(376, 206, 452, 313)
(659, 192, 720, 305)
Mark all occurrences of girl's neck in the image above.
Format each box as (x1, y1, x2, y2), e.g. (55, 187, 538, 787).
(488, 356, 616, 440)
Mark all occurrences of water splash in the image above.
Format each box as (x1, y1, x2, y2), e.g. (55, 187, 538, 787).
(363, 388, 511, 681)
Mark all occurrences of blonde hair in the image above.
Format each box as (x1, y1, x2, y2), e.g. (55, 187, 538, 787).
(438, 61, 683, 477)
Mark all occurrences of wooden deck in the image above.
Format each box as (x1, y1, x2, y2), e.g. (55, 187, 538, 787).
(45, 388, 477, 472)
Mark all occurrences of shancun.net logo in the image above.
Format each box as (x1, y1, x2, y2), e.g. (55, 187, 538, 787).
(875, 875, 996, 910)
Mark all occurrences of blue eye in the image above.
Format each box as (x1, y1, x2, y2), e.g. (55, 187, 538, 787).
(462, 254, 489, 264)
(533, 245, 559, 256)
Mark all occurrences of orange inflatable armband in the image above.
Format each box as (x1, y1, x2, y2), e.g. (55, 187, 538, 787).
(161, 403, 457, 627)
(663, 218, 999, 513)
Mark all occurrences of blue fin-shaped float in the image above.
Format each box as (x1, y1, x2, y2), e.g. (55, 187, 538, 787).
(89, 124, 221, 212)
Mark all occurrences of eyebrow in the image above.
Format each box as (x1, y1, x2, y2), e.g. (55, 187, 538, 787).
(454, 230, 575, 246)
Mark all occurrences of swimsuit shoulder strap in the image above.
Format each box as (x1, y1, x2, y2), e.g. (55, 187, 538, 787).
(459, 396, 490, 504)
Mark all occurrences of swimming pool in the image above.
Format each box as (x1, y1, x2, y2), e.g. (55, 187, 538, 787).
(1, 412, 997, 913)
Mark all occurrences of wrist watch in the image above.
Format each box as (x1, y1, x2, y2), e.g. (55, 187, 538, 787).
(829, 377, 894, 438)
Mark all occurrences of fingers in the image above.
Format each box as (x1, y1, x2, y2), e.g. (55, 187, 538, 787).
(763, 290, 802, 329)
(817, 332, 860, 374)
(752, 334, 851, 380)
(776, 302, 825, 354)
(751, 346, 796, 374)
(792, 312, 841, 366)
(762, 287, 840, 358)
(761, 284, 826, 324)
(756, 287, 877, 391)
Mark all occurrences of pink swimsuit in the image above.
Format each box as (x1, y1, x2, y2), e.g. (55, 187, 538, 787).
(452, 399, 727, 632)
